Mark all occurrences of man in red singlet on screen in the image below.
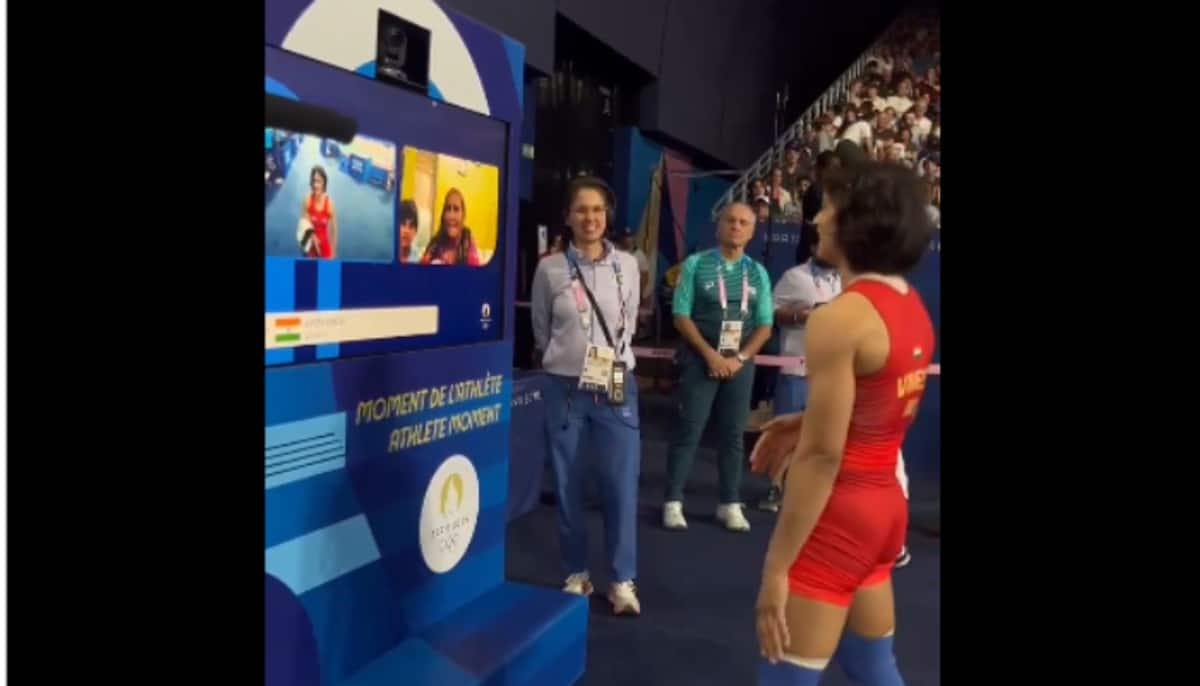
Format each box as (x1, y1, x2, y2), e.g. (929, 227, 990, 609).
(749, 161, 934, 686)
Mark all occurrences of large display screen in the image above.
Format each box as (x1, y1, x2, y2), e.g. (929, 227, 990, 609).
(265, 46, 508, 366)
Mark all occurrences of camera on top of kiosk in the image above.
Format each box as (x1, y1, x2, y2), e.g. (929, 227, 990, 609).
(376, 9, 430, 93)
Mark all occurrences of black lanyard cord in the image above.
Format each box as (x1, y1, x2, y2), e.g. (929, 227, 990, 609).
(568, 257, 627, 354)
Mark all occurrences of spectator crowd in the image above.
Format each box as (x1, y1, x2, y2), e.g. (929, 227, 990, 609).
(751, 11, 941, 230)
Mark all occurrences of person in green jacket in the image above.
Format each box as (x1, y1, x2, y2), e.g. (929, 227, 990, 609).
(663, 201, 774, 532)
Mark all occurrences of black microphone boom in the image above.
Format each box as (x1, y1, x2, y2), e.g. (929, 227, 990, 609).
(265, 94, 358, 143)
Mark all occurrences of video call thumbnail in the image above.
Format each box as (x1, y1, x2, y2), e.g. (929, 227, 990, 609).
(265, 128, 397, 262)
(399, 146, 499, 267)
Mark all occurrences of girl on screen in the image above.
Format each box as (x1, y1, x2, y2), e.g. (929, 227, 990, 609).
(420, 188, 481, 266)
(301, 165, 338, 259)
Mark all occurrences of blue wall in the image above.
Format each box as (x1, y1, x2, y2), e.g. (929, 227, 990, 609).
(611, 127, 732, 252)
(611, 128, 662, 233)
(520, 76, 536, 201)
(683, 176, 731, 250)
(903, 242, 940, 479)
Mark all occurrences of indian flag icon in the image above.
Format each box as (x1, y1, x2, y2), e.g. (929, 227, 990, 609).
(274, 317, 302, 344)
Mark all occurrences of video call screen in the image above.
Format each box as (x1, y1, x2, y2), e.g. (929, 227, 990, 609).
(265, 46, 509, 366)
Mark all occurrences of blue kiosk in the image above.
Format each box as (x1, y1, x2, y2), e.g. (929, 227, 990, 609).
(264, 2, 588, 684)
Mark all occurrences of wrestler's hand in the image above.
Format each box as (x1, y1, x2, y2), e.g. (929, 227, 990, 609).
(756, 572, 791, 664)
(749, 412, 804, 480)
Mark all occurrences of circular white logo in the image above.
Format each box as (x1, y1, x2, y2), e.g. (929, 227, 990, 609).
(419, 454, 480, 573)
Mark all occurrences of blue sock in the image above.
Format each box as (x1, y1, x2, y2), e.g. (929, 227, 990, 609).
(833, 632, 905, 686)
(759, 658, 823, 685)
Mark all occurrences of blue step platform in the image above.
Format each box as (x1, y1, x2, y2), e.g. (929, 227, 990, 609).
(341, 584, 587, 686)
(264, 465, 588, 686)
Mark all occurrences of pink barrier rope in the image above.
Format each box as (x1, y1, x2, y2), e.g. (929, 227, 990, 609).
(516, 301, 654, 317)
(632, 346, 940, 376)
(513, 301, 941, 375)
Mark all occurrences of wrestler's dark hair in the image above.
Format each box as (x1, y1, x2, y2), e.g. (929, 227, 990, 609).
(310, 165, 328, 187)
(814, 150, 838, 172)
(820, 161, 932, 275)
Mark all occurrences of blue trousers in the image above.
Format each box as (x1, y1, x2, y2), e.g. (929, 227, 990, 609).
(774, 374, 808, 415)
(544, 375, 641, 583)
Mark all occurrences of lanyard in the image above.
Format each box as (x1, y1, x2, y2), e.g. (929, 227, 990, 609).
(567, 250, 627, 351)
(716, 252, 749, 317)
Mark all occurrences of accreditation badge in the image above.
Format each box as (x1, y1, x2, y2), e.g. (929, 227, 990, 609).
(579, 344, 615, 392)
(718, 320, 744, 356)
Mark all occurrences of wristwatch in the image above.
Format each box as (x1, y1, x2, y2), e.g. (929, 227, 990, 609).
(736, 352, 749, 363)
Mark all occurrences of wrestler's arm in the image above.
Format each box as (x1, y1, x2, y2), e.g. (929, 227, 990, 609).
(762, 301, 858, 577)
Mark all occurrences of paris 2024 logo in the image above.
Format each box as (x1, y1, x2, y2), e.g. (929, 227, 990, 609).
(419, 454, 480, 573)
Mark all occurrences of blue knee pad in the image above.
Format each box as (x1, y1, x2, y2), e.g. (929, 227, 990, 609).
(834, 633, 905, 686)
(759, 659, 822, 686)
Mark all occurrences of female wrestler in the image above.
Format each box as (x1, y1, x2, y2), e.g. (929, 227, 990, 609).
(420, 188, 481, 265)
(530, 176, 642, 615)
(750, 161, 934, 685)
(301, 165, 338, 258)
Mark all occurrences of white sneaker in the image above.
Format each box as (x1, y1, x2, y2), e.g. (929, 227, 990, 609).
(663, 501, 688, 530)
(716, 503, 751, 532)
(608, 581, 641, 616)
(563, 572, 594, 596)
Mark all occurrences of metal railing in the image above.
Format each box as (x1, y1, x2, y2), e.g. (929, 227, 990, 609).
(710, 30, 891, 219)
